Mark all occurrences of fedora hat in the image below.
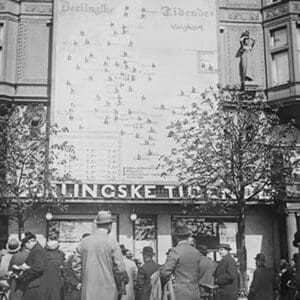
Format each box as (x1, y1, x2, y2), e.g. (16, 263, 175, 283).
(216, 243, 232, 251)
(172, 220, 190, 236)
(94, 210, 113, 225)
(254, 253, 266, 262)
(142, 246, 155, 256)
(6, 238, 21, 253)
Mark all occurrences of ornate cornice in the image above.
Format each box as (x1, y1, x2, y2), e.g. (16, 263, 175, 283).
(21, 2, 52, 15)
(219, 9, 261, 23)
(263, 1, 300, 21)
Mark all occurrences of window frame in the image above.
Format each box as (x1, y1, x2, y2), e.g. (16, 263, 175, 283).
(266, 22, 292, 88)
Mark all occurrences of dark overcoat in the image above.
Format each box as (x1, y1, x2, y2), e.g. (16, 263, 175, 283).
(62, 254, 81, 300)
(214, 253, 238, 300)
(136, 259, 160, 300)
(44, 248, 65, 300)
(160, 240, 201, 300)
(22, 242, 48, 300)
(248, 266, 276, 300)
(8, 248, 29, 300)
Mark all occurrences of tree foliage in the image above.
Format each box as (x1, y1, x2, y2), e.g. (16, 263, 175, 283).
(160, 87, 298, 207)
(0, 103, 76, 236)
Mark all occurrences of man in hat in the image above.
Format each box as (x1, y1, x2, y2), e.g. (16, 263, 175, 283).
(119, 245, 137, 300)
(198, 244, 216, 300)
(248, 253, 277, 300)
(20, 232, 48, 300)
(73, 210, 127, 300)
(0, 238, 21, 289)
(213, 244, 238, 300)
(160, 219, 202, 300)
(136, 246, 159, 300)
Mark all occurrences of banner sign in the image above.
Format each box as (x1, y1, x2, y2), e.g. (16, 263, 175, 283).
(51, 0, 218, 183)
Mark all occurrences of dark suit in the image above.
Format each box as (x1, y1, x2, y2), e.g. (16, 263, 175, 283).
(22, 242, 48, 300)
(136, 259, 159, 300)
(214, 254, 238, 300)
(248, 266, 276, 300)
(160, 240, 201, 300)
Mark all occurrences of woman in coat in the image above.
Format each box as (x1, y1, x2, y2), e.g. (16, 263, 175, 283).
(44, 239, 65, 300)
(160, 219, 201, 300)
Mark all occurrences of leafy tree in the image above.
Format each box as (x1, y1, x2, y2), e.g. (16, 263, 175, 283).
(159, 87, 298, 293)
(0, 103, 76, 239)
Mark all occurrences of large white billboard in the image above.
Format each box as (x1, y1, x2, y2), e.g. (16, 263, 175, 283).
(51, 0, 218, 183)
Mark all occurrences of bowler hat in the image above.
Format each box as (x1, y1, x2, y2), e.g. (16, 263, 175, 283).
(254, 253, 266, 262)
(172, 220, 190, 236)
(94, 210, 113, 224)
(6, 238, 21, 253)
(142, 246, 155, 256)
(216, 243, 232, 251)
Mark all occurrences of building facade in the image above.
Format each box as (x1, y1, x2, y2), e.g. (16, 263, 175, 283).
(0, 0, 300, 280)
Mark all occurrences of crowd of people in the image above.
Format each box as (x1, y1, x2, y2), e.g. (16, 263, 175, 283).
(0, 210, 298, 300)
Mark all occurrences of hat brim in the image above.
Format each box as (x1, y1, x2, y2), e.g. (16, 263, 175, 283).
(141, 250, 155, 255)
(94, 219, 113, 224)
(6, 244, 21, 253)
(216, 245, 232, 251)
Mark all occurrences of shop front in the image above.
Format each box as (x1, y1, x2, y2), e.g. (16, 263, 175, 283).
(44, 182, 241, 264)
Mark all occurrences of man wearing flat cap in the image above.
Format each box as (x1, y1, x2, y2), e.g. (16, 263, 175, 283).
(160, 219, 202, 300)
(248, 253, 276, 300)
(136, 246, 159, 300)
(73, 210, 127, 300)
(213, 244, 238, 300)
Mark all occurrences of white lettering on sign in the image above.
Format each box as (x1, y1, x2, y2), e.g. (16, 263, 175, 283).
(144, 185, 156, 199)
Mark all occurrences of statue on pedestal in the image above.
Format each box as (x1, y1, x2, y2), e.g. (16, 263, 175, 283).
(236, 30, 256, 90)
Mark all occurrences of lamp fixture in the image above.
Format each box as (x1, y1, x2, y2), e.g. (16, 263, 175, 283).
(129, 209, 137, 222)
(45, 210, 53, 221)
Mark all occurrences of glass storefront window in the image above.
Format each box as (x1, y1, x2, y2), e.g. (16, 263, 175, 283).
(47, 216, 118, 253)
(271, 51, 289, 85)
(133, 215, 157, 262)
(171, 216, 237, 261)
(270, 27, 287, 48)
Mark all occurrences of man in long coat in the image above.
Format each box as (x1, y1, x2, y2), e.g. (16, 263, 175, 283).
(20, 233, 48, 300)
(120, 245, 137, 300)
(136, 246, 160, 300)
(198, 244, 216, 300)
(213, 244, 238, 300)
(160, 219, 202, 300)
(248, 253, 277, 300)
(73, 211, 127, 300)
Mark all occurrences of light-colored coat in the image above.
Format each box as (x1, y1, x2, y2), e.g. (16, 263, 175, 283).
(74, 228, 126, 300)
(122, 256, 137, 300)
(160, 240, 201, 300)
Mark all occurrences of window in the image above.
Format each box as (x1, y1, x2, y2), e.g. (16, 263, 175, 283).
(0, 23, 4, 74)
(47, 215, 119, 253)
(171, 216, 238, 261)
(269, 27, 290, 86)
(296, 25, 300, 76)
(133, 215, 157, 261)
(270, 28, 287, 48)
(271, 51, 289, 85)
